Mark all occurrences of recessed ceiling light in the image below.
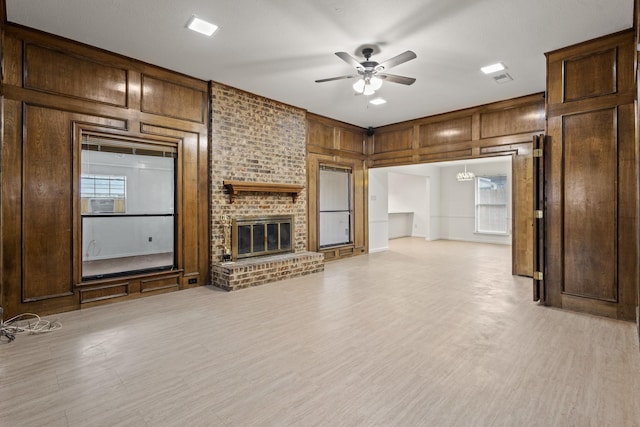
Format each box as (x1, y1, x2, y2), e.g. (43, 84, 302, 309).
(481, 62, 506, 74)
(369, 98, 387, 106)
(186, 15, 219, 36)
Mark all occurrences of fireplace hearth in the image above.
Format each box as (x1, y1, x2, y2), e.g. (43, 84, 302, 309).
(232, 215, 294, 260)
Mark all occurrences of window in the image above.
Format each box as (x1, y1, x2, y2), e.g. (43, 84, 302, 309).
(81, 175, 126, 214)
(80, 175, 126, 198)
(81, 134, 177, 279)
(475, 175, 508, 234)
(319, 165, 353, 248)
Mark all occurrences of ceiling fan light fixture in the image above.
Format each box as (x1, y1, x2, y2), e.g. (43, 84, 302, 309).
(370, 76, 383, 91)
(362, 85, 375, 96)
(352, 78, 366, 93)
(318, 48, 415, 96)
(186, 15, 219, 36)
(353, 77, 380, 96)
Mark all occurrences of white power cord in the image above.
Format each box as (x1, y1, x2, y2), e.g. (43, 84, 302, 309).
(0, 313, 62, 343)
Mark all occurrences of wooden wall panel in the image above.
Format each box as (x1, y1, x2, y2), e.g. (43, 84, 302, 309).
(421, 148, 473, 162)
(141, 75, 205, 123)
(23, 106, 74, 300)
(24, 43, 127, 106)
(1, 24, 209, 318)
(635, 0, 640, 340)
(339, 128, 364, 154)
(545, 29, 636, 320)
(563, 48, 617, 101)
(2, 100, 24, 311)
(306, 114, 367, 261)
(4, 35, 22, 86)
(79, 283, 129, 304)
(373, 128, 413, 154)
(140, 274, 180, 293)
(548, 31, 635, 108)
(615, 104, 638, 321)
(134, 122, 208, 287)
(1, 0, 5, 311)
(369, 94, 544, 167)
(420, 116, 472, 146)
(308, 119, 335, 150)
(562, 109, 617, 301)
(480, 104, 545, 139)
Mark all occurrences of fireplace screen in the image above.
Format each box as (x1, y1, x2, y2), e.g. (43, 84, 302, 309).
(232, 216, 293, 260)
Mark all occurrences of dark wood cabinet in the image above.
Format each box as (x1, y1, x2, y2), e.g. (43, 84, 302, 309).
(544, 30, 637, 320)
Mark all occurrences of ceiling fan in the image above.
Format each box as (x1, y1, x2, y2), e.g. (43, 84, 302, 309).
(315, 47, 417, 95)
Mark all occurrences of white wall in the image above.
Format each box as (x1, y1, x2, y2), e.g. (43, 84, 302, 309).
(438, 160, 512, 245)
(368, 163, 440, 252)
(388, 172, 428, 238)
(368, 168, 390, 253)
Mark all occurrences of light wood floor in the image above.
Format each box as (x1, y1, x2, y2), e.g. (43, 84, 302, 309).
(1, 238, 639, 426)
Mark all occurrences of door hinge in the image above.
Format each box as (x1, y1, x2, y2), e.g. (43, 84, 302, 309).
(533, 148, 543, 158)
(533, 271, 544, 281)
(534, 210, 543, 219)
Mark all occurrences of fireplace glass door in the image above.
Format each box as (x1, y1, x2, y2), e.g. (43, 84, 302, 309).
(81, 134, 176, 279)
(233, 216, 293, 259)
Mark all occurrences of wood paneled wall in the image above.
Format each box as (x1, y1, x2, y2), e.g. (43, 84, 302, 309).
(367, 94, 545, 277)
(368, 94, 544, 167)
(0, 0, 6, 312)
(1, 24, 209, 317)
(636, 0, 640, 337)
(545, 30, 637, 320)
(306, 114, 368, 261)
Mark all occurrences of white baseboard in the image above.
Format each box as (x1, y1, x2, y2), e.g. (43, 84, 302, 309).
(369, 246, 389, 253)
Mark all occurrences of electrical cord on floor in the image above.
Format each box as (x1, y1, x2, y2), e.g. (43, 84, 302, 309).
(0, 313, 62, 343)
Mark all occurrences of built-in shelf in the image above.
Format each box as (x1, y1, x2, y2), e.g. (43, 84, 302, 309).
(223, 180, 304, 203)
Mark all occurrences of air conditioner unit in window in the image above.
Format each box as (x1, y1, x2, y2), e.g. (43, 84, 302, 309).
(89, 198, 115, 213)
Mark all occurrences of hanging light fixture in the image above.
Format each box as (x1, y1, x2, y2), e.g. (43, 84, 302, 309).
(369, 76, 383, 90)
(456, 164, 475, 182)
(353, 76, 383, 96)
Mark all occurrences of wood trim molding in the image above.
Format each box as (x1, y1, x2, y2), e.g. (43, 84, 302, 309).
(223, 180, 304, 203)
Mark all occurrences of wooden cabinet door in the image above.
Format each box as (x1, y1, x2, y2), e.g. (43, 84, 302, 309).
(544, 30, 637, 320)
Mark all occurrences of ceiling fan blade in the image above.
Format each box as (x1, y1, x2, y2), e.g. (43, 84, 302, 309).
(315, 75, 357, 83)
(335, 52, 364, 70)
(378, 73, 416, 85)
(375, 50, 417, 71)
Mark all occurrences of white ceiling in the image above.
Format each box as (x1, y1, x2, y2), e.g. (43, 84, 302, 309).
(5, 0, 634, 128)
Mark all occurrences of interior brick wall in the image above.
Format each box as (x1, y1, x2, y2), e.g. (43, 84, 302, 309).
(210, 82, 308, 269)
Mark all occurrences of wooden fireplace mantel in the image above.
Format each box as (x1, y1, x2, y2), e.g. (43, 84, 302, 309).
(223, 180, 304, 203)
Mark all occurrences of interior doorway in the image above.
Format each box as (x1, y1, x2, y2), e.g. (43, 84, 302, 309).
(368, 156, 527, 275)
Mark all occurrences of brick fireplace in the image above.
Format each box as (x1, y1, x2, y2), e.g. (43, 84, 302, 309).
(210, 83, 324, 290)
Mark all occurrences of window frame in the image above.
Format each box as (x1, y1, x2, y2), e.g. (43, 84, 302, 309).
(80, 132, 178, 280)
(474, 174, 509, 235)
(318, 164, 354, 249)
